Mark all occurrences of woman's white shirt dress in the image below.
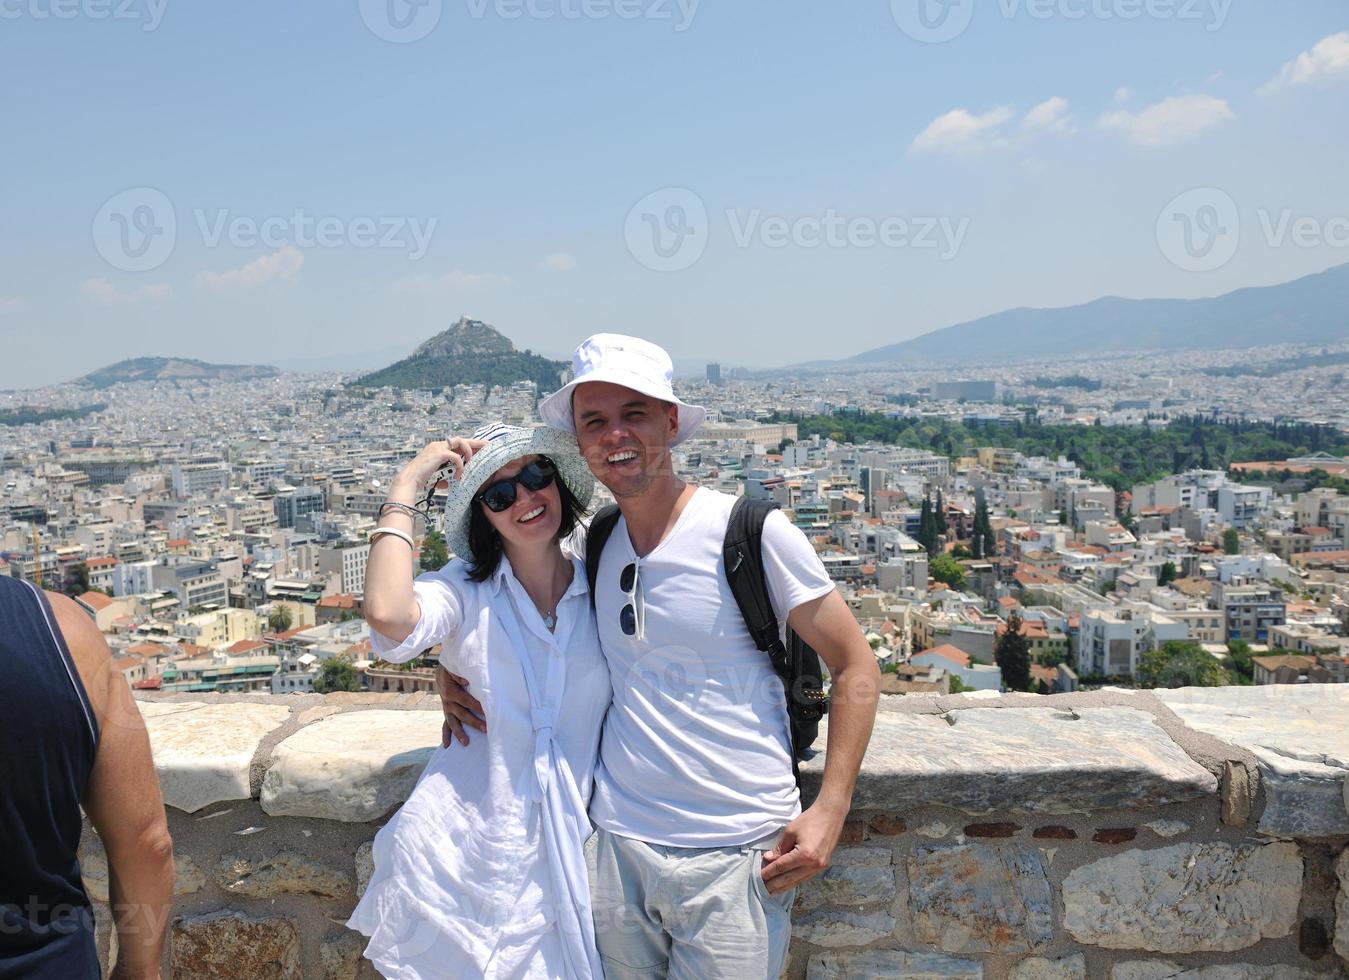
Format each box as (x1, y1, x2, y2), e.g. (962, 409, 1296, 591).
(347, 553, 611, 980)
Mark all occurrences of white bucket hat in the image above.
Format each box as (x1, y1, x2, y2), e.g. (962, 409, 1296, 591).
(441, 423, 595, 561)
(538, 333, 707, 446)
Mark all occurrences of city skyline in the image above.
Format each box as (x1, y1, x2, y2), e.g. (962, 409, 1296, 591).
(2, 3, 1348, 388)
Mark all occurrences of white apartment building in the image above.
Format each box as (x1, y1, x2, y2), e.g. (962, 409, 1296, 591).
(317, 541, 370, 596)
(171, 461, 230, 499)
(1078, 605, 1189, 677)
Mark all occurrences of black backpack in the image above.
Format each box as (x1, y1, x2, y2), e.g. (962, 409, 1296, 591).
(584, 497, 829, 785)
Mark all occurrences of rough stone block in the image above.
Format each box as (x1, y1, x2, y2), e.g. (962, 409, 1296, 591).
(803, 706, 1217, 815)
(170, 910, 301, 979)
(915, 821, 951, 838)
(807, 949, 982, 979)
(839, 819, 866, 844)
(868, 814, 906, 836)
(832, 846, 893, 867)
(1156, 686, 1349, 837)
(965, 822, 1020, 838)
(1336, 847, 1349, 964)
(1063, 841, 1302, 953)
(797, 863, 897, 911)
(80, 835, 203, 901)
(139, 701, 292, 812)
(1111, 963, 1324, 980)
(907, 843, 1054, 955)
(260, 709, 442, 821)
(1009, 954, 1086, 980)
(1144, 819, 1189, 838)
(216, 850, 352, 899)
(794, 910, 897, 948)
(1221, 760, 1251, 828)
(356, 840, 375, 898)
(320, 928, 366, 980)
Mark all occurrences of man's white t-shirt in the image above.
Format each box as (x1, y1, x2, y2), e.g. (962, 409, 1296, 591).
(588, 487, 836, 848)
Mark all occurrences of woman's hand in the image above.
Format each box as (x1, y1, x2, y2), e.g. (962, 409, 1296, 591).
(390, 437, 487, 501)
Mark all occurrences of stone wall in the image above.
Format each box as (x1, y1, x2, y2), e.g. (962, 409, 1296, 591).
(83, 685, 1349, 979)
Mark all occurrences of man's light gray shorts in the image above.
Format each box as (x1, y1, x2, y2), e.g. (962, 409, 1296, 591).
(589, 827, 795, 980)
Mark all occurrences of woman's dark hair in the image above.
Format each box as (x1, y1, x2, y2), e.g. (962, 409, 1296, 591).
(465, 457, 588, 582)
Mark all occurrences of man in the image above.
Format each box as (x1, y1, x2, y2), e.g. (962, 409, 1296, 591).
(0, 576, 174, 980)
(441, 334, 879, 979)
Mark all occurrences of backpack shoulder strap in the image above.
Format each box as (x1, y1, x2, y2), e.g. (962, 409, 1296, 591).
(723, 496, 782, 653)
(585, 504, 622, 609)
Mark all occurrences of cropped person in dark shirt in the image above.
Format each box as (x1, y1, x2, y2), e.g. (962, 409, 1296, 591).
(0, 576, 174, 980)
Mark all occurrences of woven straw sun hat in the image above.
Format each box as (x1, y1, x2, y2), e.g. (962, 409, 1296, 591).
(440, 423, 595, 561)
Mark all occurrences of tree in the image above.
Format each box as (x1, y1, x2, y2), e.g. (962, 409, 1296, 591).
(929, 553, 966, 590)
(267, 604, 293, 633)
(421, 528, 450, 571)
(67, 562, 90, 596)
(934, 490, 948, 535)
(918, 497, 937, 556)
(948, 674, 970, 694)
(1226, 639, 1254, 680)
(1158, 561, 1177, 587)
(1222, 528, 1240, 555)
(314, 659, 362, 694)
(994, 611, 1032, 692)
(1137, 641, 1229, 689)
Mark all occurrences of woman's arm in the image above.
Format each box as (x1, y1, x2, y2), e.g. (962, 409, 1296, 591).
(364, 437, 483, 642)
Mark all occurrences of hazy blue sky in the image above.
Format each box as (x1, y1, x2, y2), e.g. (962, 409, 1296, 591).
(2, 1, 1347, 388)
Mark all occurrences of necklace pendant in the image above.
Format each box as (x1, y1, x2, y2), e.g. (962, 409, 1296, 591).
(542, 611, 556, 631)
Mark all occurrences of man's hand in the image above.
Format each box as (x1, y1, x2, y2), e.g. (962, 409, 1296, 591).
(436, 664, 486, 748)
(759, 800, 848, 895)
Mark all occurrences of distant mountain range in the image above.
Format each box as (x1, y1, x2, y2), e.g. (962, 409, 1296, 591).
(826, 261, 1349, 367)
(353, 317, 567, 391)
(78, 357, 279, 388)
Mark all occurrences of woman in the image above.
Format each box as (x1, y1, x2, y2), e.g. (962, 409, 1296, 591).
(348, 423, 610, 980)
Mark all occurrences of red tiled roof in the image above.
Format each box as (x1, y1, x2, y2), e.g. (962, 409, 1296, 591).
(914, 643, 971, 667)
(77, 591, 115, 611)
(227, 639, 267, 654)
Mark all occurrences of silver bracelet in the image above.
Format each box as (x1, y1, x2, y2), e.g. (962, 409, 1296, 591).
(370, 526, 416, 549)
(378, 500, 420, 520)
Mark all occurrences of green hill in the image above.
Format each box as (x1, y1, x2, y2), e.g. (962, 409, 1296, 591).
(354, 318, 566, 392)
(79, 357, 278, 388)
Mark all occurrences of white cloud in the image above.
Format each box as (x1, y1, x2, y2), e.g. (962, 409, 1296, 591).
(80, 279, 173, 305)
(541, 252, 577, 272)
(0, 298, 24, 312)
(392, 269, 510, 292)
(911, 106, 1015, 155)
(1096, 94, 1234, 147)
(1022, 97, 1073, 134)
(196, 246, 304, 290)
(1260, 31, 1349, 93)
(1114, 86, 1132, 105)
